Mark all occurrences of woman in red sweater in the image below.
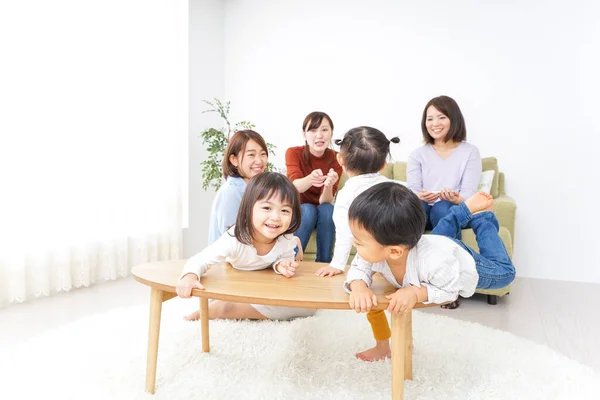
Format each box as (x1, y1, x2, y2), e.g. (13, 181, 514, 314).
(285, 111, 342, 262)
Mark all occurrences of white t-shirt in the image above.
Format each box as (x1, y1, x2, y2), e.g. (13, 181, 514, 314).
(180, 227, 297, 279)
(330, 173, 395, 271)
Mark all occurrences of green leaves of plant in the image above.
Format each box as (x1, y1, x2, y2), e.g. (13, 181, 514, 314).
(199, 99, 277, 191)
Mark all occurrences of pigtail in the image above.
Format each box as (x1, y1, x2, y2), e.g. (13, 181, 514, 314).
(389, 136, 401, 144)
(334, 138, 343, 146)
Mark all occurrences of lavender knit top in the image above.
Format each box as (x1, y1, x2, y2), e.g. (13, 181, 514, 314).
(407, 142, 482, 202)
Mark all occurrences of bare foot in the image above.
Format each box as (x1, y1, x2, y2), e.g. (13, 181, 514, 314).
(465, 191, 494, 214)
(356, 341, 391, 362)
(183, 309, 200, 321)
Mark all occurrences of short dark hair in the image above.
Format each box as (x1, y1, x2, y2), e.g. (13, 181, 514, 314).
(421, 95, 466, 144)
(348, 182, 425, 248)
(222, 130, 269, 179)
(234, 172, 301, 245)
(334, 126, 400, 174)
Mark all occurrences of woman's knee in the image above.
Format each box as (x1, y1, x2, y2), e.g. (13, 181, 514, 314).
(430, 200, 453, 224)
(300, 203, 318, 220)
(316, 202, 334, 218)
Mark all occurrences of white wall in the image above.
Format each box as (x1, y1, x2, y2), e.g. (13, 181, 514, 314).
(187, 0, 225, 256)
(192, 0, 600, 282)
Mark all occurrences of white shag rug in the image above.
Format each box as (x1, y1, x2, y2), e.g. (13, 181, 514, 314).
(2, 297, 599, 400)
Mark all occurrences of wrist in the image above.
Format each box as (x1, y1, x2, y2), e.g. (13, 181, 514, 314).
(182, 273, 199, 282)
(349, 280, 368, 292)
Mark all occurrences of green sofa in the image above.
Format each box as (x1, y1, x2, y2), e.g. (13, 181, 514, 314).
(303, 157, 516, 305)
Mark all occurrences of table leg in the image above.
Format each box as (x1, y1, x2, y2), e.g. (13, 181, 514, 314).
(391, 312, 407, 400)
(404, 310, 413, 380)
(200, 297, 210, 352)
(145, 288, 163, 394)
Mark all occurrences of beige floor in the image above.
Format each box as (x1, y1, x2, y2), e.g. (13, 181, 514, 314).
(1, 276, 599, 372)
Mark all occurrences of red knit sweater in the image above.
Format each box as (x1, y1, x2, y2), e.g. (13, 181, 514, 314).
(285, 145, 343, 206)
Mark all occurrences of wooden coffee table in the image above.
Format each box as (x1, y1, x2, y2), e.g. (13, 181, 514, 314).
(132, 260, 438, 400)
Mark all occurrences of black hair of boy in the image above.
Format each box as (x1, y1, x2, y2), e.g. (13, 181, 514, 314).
(334, 126, 400, 174)
(348, 182, 425, 248)
(234, 172, 302, 245)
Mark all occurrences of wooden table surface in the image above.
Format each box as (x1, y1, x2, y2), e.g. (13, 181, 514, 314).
(133, 260, 431, 310)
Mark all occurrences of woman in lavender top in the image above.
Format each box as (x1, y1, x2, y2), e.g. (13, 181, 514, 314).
(407, 95, 482, 238)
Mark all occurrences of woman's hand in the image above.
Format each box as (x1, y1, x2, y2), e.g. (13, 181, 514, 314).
(439, 188, 462, 204)
(176, 273, 204, 298)
(306, 169, 327, 188)
(418, 189, 439, 203)
(323, 168, 339, 189)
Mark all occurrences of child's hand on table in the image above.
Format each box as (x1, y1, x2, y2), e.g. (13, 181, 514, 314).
(385, 287, 418, 315)
(176, 273, 204, 298)
(348, 280, 378, 313)
(315, 265, 343, 277)
(276, 260, 298, 278)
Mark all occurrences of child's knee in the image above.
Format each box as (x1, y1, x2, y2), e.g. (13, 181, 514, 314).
(210, 301, 235, 319)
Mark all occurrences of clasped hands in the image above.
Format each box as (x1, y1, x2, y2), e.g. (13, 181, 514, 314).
(419, 188, 461, 204)
(307, 168, 338, 188)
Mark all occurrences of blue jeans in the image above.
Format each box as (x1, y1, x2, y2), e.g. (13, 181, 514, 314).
(296, 203, 334, 263)
(431, 202, 516, 290)
(422, 200, 458, 236)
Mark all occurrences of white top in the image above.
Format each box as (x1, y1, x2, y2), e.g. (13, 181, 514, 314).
(407, 142, 481, 203)
(330, 173, 393, 271)
(180, 227, 297, 279)
(344, 234, 478, 304)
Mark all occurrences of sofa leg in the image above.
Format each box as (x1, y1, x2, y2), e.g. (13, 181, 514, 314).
(487, 295, 498, 305)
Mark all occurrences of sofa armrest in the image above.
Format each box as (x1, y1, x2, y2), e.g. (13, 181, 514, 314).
(494, 195, 516, 246)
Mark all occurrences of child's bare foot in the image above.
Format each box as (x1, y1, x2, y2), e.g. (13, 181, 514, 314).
(183, 309, 200, 321)
(465, 191, 494, 214)
(356, 341, 391, 362)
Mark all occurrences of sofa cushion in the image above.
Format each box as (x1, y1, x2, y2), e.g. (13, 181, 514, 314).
(482, 157, 499, 198)
(478, 170, 495, 194)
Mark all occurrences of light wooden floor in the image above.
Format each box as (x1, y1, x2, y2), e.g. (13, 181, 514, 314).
(1, 276, 599, 371)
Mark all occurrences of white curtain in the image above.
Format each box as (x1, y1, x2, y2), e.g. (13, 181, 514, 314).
(0, 0, 187, 307)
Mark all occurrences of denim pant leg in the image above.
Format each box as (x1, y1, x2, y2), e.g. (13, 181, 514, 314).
(430, 200, 458, 237)
(315, 203, 335, 263)
(296, 203, 317, 251)
(431, 202, 472, 240)
(468, 212, 516, 289)
(421, 200, 432, 230)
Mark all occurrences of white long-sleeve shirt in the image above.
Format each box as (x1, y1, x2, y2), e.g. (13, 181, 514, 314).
(330, 173, 396, 271)
(180, 227, 297, 279)
(344, 234, 478, 304)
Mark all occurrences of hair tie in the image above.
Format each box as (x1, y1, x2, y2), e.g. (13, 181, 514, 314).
(390, 137, 401, 144)
(334, 138, 343, 146)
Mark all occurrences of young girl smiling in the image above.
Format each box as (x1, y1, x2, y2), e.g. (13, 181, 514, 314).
(177, 172, 315, 321)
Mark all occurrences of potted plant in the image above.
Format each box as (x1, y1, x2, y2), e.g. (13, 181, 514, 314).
(199, 98, 277, 191)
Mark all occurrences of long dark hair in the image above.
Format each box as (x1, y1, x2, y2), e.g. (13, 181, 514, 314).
(234, 172, 301, 245)
(301, 111, 336, 168)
